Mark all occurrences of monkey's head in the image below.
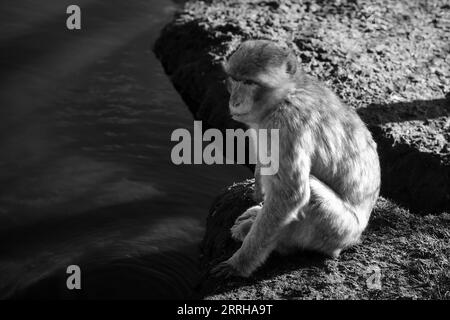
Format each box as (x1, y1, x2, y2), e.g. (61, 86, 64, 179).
(223, 40, 297, 124)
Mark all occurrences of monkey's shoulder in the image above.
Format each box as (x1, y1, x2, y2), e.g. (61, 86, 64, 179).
(285, 85, 359, 120)
(287, 82, 343, 107)
(267, 89, 324, 124)
(264, 86, 363, 137)
(259, 97, 313, 136)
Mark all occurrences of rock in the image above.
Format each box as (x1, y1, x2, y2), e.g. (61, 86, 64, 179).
(153, 0, 450, 299)
(154, 0, 450, 213)
(197, 180, 450, 299)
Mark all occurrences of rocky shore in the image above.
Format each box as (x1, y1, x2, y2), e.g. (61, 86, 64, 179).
(154, 0, 450, 299)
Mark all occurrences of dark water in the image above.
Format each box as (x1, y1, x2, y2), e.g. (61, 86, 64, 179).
(0, 0, 251, 299)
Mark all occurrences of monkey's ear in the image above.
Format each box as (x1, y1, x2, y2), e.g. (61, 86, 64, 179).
(286, 53, 297, 75)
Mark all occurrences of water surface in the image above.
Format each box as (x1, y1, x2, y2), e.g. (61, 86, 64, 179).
(0, 0, 251, 299)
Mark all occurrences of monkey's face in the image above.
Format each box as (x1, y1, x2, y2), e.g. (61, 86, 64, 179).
(223, 40, 298, 124)
(226, 76, 261, 123)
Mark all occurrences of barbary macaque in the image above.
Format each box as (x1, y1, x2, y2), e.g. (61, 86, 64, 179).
(213, 40, 381, 277)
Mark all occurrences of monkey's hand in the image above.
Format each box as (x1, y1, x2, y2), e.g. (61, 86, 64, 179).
(231, 205, 261, 242)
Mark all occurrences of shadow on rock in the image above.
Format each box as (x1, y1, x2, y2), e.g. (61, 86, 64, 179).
(358, 98, 449, 213)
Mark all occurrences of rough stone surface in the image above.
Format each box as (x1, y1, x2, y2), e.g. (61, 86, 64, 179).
(198, 180, 450, 299)
(154, 0, 450, 299)
(154, 0, 450, 213)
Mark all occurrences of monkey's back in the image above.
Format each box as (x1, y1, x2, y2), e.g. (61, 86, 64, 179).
(282, 77, 381, 211)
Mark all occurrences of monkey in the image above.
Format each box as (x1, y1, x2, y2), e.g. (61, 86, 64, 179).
(212, 40, 381, 278)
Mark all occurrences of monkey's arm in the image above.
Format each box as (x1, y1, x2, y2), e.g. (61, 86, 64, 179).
(214, 123, 313, 277)
(253, 163, 264, 203)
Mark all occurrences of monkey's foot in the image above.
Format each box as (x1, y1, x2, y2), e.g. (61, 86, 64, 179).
(211, 256, 252, 278)
(230, 205, 261, 242)
(211, 260, 240, 279)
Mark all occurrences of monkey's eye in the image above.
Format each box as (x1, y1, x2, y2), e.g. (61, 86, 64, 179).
(242, 79, 256, 86)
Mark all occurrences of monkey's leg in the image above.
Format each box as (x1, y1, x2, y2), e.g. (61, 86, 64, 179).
(278, 175, 364, 257)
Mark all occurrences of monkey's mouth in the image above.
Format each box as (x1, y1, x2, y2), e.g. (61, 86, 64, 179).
(230, 112, 250, 117)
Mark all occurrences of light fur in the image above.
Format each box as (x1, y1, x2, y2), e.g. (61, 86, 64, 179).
(213, 40, 380, 278)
